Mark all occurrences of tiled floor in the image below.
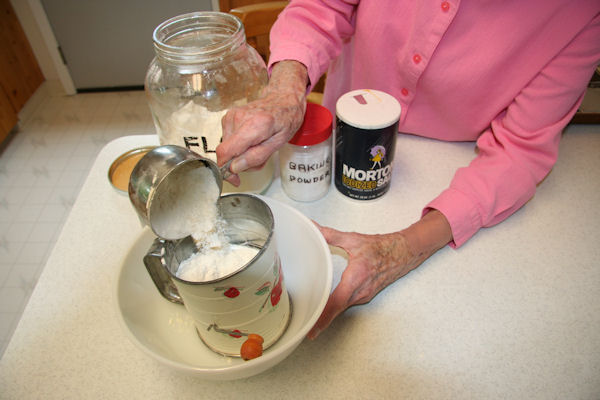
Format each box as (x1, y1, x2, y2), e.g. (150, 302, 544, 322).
(0, 82, 154, 358)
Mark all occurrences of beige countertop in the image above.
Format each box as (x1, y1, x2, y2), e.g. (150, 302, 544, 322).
(0, 125, 598, 399)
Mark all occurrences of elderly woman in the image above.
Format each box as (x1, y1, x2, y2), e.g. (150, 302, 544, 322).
(216, 0, 600, 338)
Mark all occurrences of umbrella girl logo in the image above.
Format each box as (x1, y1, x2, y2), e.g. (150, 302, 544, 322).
(340, 145, 392, 192)
(369, 145, 386, 169)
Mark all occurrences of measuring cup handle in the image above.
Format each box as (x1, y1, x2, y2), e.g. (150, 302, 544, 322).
(220, 160, 233, 180)
(143, 238, 184, 305)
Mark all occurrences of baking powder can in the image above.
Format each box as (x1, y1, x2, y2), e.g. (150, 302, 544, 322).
(279, 102, 333, 202)
(334, 89, 401, 200)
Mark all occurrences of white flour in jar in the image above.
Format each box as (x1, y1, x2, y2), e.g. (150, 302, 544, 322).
(153, 162, 258, 282)
(161, 101, 227, 162)
(161, 100, 276, 194)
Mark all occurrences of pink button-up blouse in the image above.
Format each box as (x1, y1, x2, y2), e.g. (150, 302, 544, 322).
(268, 0, 600, 247)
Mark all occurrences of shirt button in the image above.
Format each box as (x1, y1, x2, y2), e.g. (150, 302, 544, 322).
(401, 88, 409, 96)
(413, 54, 422, 64)
(441, 1, 450, 12)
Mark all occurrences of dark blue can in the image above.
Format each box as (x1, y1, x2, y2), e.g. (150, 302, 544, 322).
(334, 89, 401, 200)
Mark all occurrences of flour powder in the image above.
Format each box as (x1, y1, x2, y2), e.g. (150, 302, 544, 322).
(152, 161, 259, 282)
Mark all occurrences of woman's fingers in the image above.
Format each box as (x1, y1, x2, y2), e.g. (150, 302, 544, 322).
(316, 224, 357, 254)
(308, 254, 373, 339)
(308, 224, 423, 340)
(217, 110, 277, 168)
(307, 280, 354, 339)
(217, 86, 305, 173)
(223, 173, 241, 186)
(309, 224, 365, 339)
(217, 61, 308, 177)
(229, 133, 289, 174)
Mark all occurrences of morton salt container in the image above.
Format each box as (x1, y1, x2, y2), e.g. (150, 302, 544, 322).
(145, 11, 273, 194)
(334, 89, 401, 200)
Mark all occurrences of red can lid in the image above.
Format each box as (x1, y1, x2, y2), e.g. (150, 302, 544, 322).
(288, 103, 333, 146)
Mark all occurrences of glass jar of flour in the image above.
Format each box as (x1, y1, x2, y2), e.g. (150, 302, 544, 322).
(145, 11, 273, 193)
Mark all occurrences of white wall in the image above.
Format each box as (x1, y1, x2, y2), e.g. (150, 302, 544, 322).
(10, 0, 221, 95)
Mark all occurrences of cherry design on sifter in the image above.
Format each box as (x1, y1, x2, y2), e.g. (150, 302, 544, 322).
(210, 261, 285, 339)
(259, 262, 284, 312)
(214, 286, 244, 298)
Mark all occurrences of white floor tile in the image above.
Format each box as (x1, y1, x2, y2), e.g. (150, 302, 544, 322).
(23, 186, 55, 205)
(14, 204, 44, 223)
(27, 222, 60, 243)
(0, 312, 18, 339)
(0, 85, 151, 358)
(16, 242, 52, 265)
(38, 203, 70, 224)
(0, 157, 29, 174)
(47, 185, 78, 205)
(0, 263, 12, 286)
(0, 241, 25, 264)
(2, 186, 32, 204)
(6, 222, 34, 242)
(0, 206, 16, 224)
(4, 263, 42, 290)
(0, 287, 28, 313)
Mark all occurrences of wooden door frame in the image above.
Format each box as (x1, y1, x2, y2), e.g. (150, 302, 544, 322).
(10, 0, 75, 94)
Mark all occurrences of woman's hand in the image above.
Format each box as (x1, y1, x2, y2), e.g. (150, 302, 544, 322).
(216, 61, 309, 185)
(308, 210, 453, 339)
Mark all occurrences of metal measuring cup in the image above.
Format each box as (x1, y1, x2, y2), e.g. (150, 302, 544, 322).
(128, 144, 231, 240)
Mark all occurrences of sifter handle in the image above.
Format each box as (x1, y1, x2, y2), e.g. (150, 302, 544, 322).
(143, 238, 184, 305)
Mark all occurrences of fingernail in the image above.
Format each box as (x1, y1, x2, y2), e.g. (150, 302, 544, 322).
(230, 157, 248, 174)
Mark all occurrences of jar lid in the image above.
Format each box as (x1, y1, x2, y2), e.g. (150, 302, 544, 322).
(108, 146, 156, 192)
(336, 89, 401, 129)
(288, 103, 333, 146)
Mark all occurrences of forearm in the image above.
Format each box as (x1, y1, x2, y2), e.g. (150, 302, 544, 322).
(400, 210, 453, 264)
(368, 210, 452, 285)
(266, 60, 309, 100)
